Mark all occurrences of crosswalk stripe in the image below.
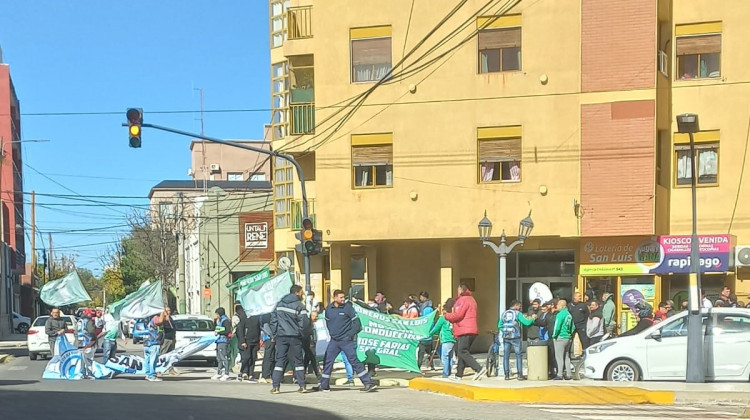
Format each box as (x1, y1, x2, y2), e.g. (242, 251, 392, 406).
(521, 404, 738, 420)
(522, 404, 702, 411)
(540, 409, 737, 416)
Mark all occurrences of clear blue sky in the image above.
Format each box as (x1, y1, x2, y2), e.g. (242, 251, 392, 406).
(0, 1, 270, 274)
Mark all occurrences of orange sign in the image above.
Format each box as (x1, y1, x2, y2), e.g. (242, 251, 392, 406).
(202, 288, 212, 298)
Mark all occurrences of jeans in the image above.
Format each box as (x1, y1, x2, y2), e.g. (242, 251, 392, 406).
(262, 338, 276, 379)
(320, 339, 372, 390)
(554, 338, 572, 378)
(440, 342, 455, 377)
(272, 336, 305, 389)
(144, 345, 160, 379)
(503, 338, 523, 377)
(102, 339, 117, 364)
(418, 340, 434, 369)
(239, 343, 259, 378)
(216, 342, 229, 375)
(340, 351, 353, 380)
(455, 335, 481, 378)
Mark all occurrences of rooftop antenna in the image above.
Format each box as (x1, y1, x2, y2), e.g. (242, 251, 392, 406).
(193, 87, 207, 194)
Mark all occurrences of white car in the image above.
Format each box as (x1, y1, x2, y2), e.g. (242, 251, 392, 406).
(12, 312, 31, 334)
(584, 307, 750, 382)
(171, 314, 217, 363)
(27, 315, 78, 360)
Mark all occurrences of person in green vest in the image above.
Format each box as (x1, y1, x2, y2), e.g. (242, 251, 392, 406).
(552, 298, 575, 380)
(428, 298, 457, 378)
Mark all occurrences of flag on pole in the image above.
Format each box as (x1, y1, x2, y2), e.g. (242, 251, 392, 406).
(107, 280, 164, 321)
(236, 271, 293, 316)
(40, 271, 92, 307)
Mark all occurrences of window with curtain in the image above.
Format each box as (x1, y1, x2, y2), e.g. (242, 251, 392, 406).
(227, 172, 244, 181)
(351, 37, 392, 83)
(676, 34, 721, 80)
(478, 27, 522, 73)
(478, 137, 522, 183)
(352, 144, 393, 188)
(675, 143, 718, 186)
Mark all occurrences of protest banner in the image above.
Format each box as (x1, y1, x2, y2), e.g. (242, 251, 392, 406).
(236, 271, 293, 316)
(40, 271, 92, 307)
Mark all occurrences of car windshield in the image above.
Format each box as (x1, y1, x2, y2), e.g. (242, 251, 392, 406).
(33, 316, 75, 327)
(174, 319, 214, 332)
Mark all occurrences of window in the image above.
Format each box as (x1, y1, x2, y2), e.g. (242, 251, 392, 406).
(477, 126, 522, 183)
(351, 133, 393, 189)
(477, 15, 522, 73)
(273, 157, 293, 228)
(674, 130, 719, 187)
(159, 202, 174, 219)
(227, 172, 244, 181)
(675, 22, 721, 80)
(350, 26, 392, 83)
(250, 172, 266, 181)
(271, 61, 290, 140)
(660, 316, 709, 338)
(270, 0, 290, 48)
(714, 315, 750, 335)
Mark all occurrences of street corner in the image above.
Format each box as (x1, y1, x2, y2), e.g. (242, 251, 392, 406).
(408, 377, 675, 405)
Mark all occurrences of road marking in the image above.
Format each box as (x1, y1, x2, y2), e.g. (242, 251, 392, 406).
(8, 366, 27, 371)
(522, 405, 701, 411)
(522, 404, 738, 420)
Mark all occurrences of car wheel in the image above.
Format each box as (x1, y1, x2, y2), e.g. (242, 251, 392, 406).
(606, 359, 640, 382)
(29, 352, 37, 361)
(16, 323, 29, 334)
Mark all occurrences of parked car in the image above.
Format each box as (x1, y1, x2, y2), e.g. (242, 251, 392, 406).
(27, 315, 78, 360)
(12, 312, 31, 334)
(584, 307, 750, 382)
(171, 314, 216, 364)
(131, 317, 150, 344)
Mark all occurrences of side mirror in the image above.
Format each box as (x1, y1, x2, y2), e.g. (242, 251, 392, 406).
(648, 331, 662, 342)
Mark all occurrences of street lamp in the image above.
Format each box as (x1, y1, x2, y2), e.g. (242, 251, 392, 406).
(676, 113, 704, 383)
(478, 211, 534, 320)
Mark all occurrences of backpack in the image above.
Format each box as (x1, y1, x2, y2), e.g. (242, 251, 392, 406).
(501, 309, 521, 339)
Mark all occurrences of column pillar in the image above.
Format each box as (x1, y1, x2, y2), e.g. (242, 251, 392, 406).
(365, 246, 378, 301)
(329, 243, 351, 298)
(440, 241, 460, 307)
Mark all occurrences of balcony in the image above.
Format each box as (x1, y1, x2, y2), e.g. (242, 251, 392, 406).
(290, 102, 315, 135)
(287, 6, 312, 40)
(291, 199, 316, 231)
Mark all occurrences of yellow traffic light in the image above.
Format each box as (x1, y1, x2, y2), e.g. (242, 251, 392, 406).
(129, 125, 141, 136)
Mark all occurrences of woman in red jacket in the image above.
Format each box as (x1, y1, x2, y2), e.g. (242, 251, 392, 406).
(444, 284, 486, 380)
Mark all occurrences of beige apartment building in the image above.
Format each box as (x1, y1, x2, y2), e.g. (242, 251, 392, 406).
(269, 0, 750, 340)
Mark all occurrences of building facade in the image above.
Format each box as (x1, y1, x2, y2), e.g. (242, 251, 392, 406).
(0, 52, 26, 336)
(268, 0, 750, 342)
(190, 137, 272, 183)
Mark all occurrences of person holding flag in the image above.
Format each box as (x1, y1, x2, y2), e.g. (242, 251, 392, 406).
(314, 289, 377, 393)
(76, 309, 97, 380)
(144, 309, 167, 382)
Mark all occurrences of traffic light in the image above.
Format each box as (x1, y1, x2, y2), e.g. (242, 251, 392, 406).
(126, 108, 143, 148)
(294, 217, 322, 256)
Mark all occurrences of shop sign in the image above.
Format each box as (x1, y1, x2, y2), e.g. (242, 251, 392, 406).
(579, 236, 663, 276)
(653, 234, 734, 274)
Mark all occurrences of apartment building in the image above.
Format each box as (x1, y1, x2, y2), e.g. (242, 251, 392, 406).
(269, 0, 750, 338)
(0, 50, 27, 337)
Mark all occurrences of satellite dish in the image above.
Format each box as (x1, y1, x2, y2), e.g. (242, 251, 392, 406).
(279, 256, 292, 271)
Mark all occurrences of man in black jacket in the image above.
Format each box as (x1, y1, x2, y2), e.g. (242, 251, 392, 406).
(270, 285, 310, 394)
(568, 292, 590, 355)
(314, 289, 377, 393)
(235, 304, 261, 382)
(259, 312, 275, 383)
(526, 299, 542, 341)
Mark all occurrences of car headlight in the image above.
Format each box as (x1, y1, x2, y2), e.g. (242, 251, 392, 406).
(587, 342, 616, 354)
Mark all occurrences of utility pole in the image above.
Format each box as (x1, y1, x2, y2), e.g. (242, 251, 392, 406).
(30, 191, 35, 275)
(215, 193, 221, 309)
(48, 233, 53, 282)
(177, 193, 186, 315)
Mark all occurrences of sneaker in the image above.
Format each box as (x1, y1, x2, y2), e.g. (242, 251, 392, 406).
(211, 374, 221, 380)
(146, 377, 162, 382)
(258, 377, 269, 384)
(518, 375, 527, 381)
(504, 375, 510, 380)
(553, 376, 563, 381)
(270, 388, 280, 394)
(168, 369, 180, 376)
(237, 374, 244, 382)
(447, 375, 460, 382)
(298, 387, 310, 393)
(360, 384, 378, 393)
(312, 386, 330, 393)
(343, 379, 355, 386)
(246, 378, 258, 384)
(219, 375, 231, 381)
(472, 367, 487, 381)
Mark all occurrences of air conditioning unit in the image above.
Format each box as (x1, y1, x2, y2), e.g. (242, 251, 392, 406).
(658, 50, 669, 78)
(736, 246, 750, 268)
(209, 163, 221, 173)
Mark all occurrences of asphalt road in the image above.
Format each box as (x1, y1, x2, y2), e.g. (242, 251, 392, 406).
(0, 342, 743, 420)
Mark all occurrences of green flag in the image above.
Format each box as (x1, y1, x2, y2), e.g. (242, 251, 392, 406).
(236, 271, 293, 316)
(40, 271, 92, 307)
(107, 280, 164, 321)
(227, 268, 271, 291)
(353, 305, 437, 373)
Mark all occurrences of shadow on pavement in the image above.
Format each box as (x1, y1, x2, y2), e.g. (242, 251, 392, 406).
(0, 390, 347, 420)
(0, 380, 39, 386)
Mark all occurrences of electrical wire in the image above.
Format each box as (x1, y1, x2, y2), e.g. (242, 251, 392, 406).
(728, 109, 750, 233)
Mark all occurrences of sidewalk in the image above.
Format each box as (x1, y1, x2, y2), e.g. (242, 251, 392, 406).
(409, 374, 750, 406)
(0, 333, 25, 364)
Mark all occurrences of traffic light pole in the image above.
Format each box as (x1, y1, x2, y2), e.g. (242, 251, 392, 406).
(130, 122, 313, 295)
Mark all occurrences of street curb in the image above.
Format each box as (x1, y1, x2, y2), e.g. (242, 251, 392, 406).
(408, 378, 675, 404)
(0, 354, 14, 364)
(333, 377, 411, 387)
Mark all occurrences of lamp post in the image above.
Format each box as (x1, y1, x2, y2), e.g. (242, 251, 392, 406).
(478, 211, 534, 320)
(676, 113, 705, 383)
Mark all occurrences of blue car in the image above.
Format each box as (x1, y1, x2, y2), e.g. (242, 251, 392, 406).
(131, 318, 150, 344)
